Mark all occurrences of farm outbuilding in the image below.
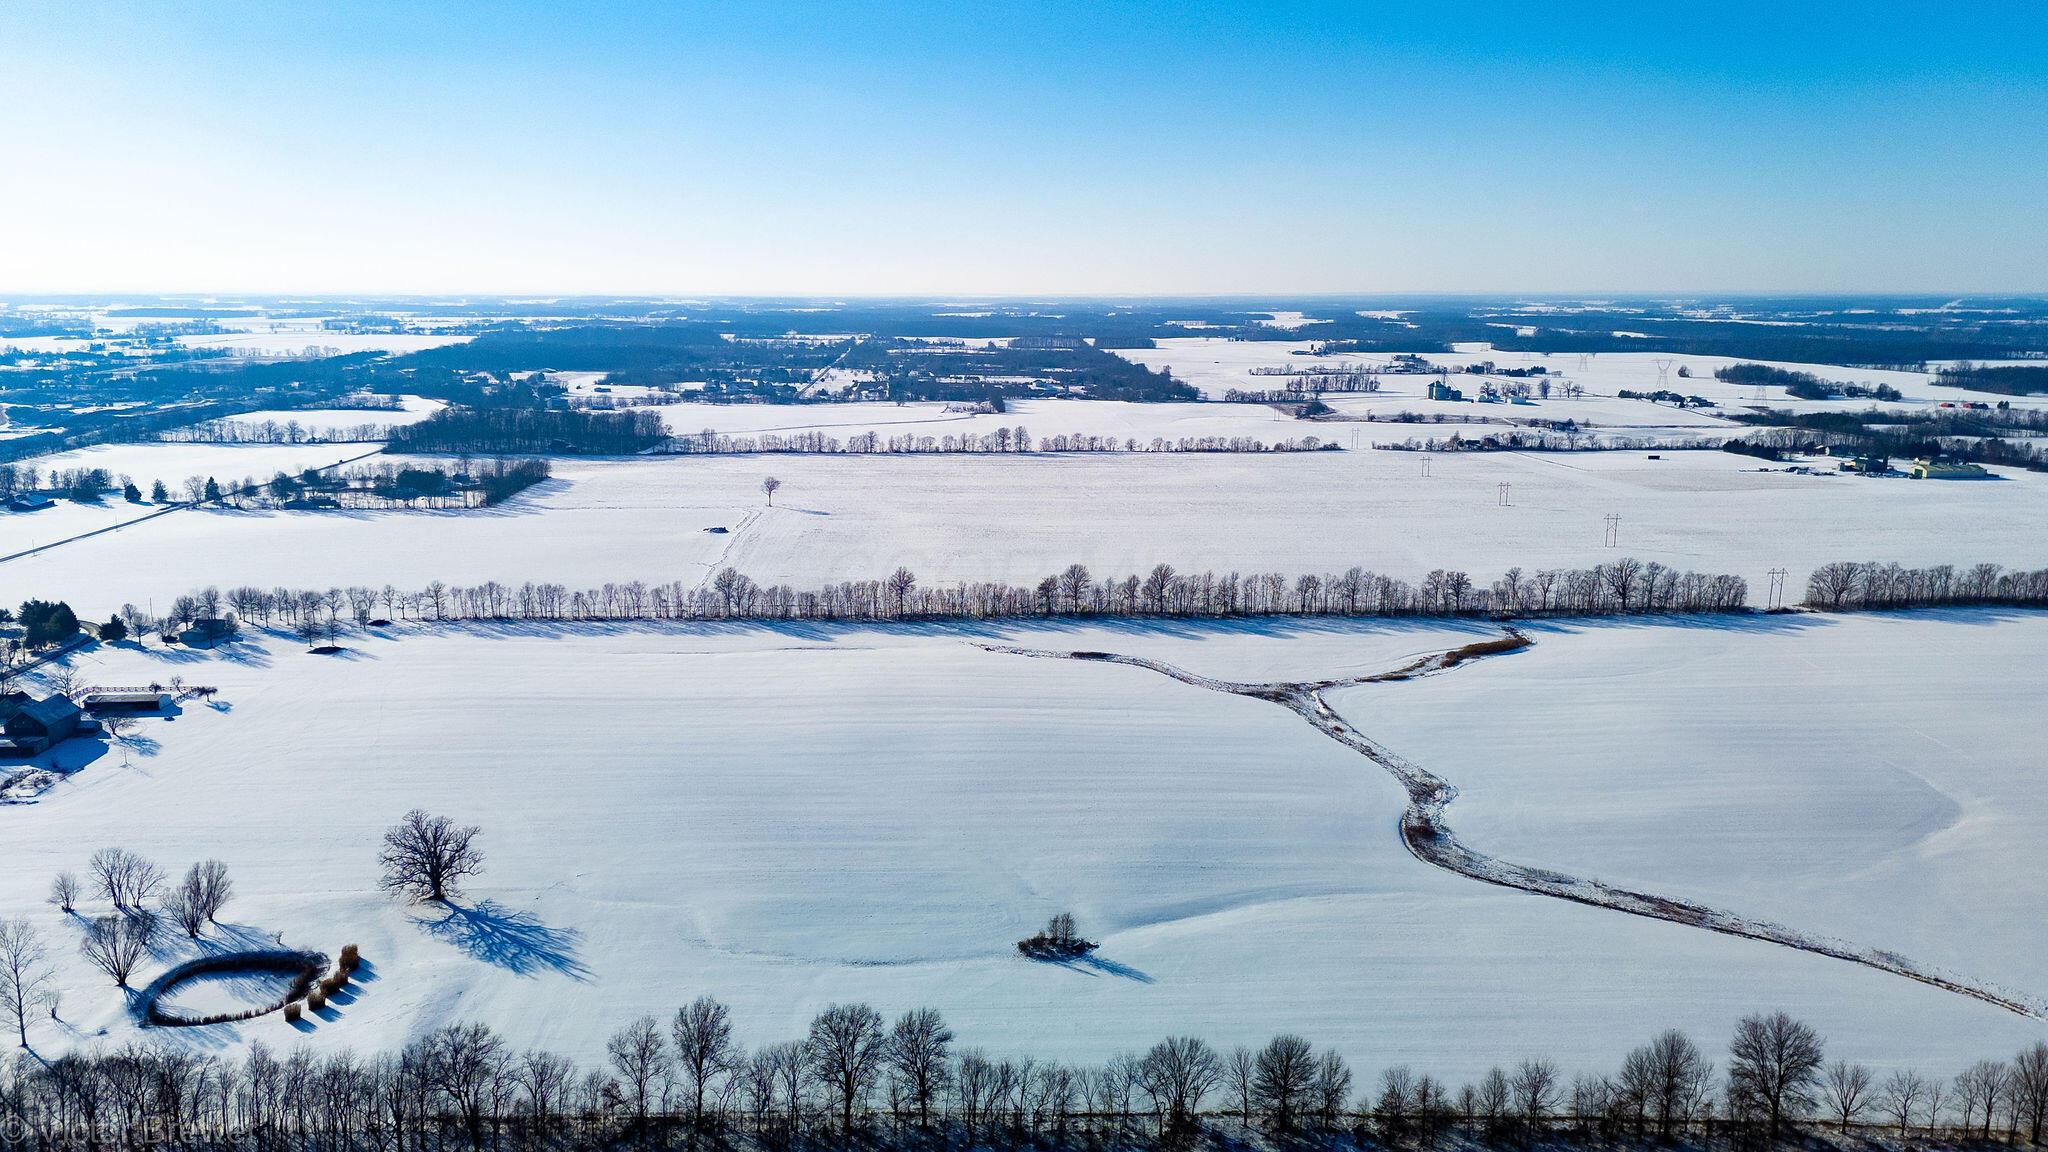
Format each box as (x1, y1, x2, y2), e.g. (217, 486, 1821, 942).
(0, 694, 90, 757)
(81, 688, 173, 714)
(1910, 457, 1991, 480)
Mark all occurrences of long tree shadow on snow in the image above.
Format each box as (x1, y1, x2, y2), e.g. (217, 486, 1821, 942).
(1045, 952, 1155, 984)
(420, 900, 591, 980)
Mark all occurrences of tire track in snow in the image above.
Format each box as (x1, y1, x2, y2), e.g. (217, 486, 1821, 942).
(692, 507, 763, 594)
(980, 632, 2048, 1020)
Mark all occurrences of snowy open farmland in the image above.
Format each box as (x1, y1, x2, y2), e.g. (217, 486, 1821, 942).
(4, 616, 2041, 1077)
(2, 442, 380, 556)
(1117, 337, 2048, 416)
(209, 395, 445, 437)
(1347, 610, 2048, 1003)
(5, 448, 2046, 619)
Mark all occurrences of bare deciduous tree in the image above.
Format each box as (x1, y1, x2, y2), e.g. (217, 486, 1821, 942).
(760, 476, 781, 506)
(1137, 1036, 1220, 1136)
(78, 916, 149, 987)
(1226, 1046, 1256, 1127)
(88, 847, 164, 909)
(47, 871, 80, 914)
(192, 858, 233, 922)
(1881, 1068, 1926, 1137)
(1312, 1049, 1353, 1129)
(806, 1002, 886, 1135)
(0, 918, 53, 1046)
(1727, 1011, 1824, 1138)
(671, 994, 734, 1130)
(886, 1006, 952, 1130)
(1824, 1059, 1873, 1132)
(1514, 1058, 1560, 1129)
(1253, 1034, 1315, 1131)
(378, 810, 484, 903)
(607, 1016, 669, 1126)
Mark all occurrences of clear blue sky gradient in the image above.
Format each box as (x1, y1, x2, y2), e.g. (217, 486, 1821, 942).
(3, 1, 2044, 294)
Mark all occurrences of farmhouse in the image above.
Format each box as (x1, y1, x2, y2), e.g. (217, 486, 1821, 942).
(1428, 381, 1465, 402)
(0, 693, 93, 758)
(180, 617, 238, 646)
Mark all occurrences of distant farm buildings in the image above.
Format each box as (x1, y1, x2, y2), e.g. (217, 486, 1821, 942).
(179, 617, 238, 646)
(1910, 457, 1991, 480)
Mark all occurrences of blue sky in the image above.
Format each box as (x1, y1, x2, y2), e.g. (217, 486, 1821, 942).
(3, 1, 2044, 294)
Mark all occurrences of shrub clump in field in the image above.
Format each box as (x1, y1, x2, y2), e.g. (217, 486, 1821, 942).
(1017, 912, 1097, 961)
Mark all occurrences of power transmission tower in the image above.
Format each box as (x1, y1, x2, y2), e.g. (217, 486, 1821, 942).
(1420, 455, 1432, 478)
(1497, 482, 1512, 506)
(1652, 357, 1675, 387)
(1767, 568, 1787, 610)
(1603, 513, 1620, 547)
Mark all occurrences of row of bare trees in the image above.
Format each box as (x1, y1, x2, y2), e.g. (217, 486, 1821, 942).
(1805, 561, 2048, 611)
(141, 558, 1747, 637)
(3, 1000, 2045, 1151)
(665, 426, 1337, 454)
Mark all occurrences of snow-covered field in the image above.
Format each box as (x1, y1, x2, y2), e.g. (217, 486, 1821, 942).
(5, 447, 2044, 618)
(5, 615, 2042, 1078)
(207, 395, 445, 437)
(1350, 611, 2048, 1005)
(1118, 337, 2048, 416)
(2, 443, 379, 556)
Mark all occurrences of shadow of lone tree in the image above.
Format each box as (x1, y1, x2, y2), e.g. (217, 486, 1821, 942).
(1018, 912, 1098, 961)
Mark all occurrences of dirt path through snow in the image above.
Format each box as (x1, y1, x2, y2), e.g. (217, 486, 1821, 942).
(982, 631, 2047, 1020)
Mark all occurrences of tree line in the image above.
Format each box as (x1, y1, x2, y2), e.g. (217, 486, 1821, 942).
(386, 408, 668, 455)
(663, 428, 1340, 455)
(2, 998, 2045, 1152)
(160, 417, 400, 445)
(1934, 363, 2048, 397)
(1803, 561, 2048, 611)
(124, 559, 1749, 635)
(1713, 363, 1904, 402)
